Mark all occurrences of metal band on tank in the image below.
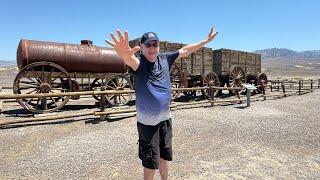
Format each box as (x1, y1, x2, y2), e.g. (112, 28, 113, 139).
(24, 40, 29, 65)
(98, 48, 102, 73)
(64, 43, 67, 69)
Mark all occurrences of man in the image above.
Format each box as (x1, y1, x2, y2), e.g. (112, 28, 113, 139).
(106, 27, 218, 180)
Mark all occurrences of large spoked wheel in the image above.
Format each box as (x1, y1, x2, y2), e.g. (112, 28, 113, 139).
(257, 73, 268, 93)
(13, 62, 71, 113)
(202, 71, 220, 98)
(91, 77, 108, 101)
(91, 75, 134, 106)
(229, 65, 246, 94)
(170, 63, 182, 100)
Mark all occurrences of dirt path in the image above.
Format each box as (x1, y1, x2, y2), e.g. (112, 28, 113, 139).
(0, 90, 319, 179)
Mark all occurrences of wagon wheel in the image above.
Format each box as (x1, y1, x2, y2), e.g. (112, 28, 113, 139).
(202, 71, 220, 98)
(257, 73, 268, 92)
(91, 78, 108, 101)
(91, 75, 134, 106)
(170, 63, 182, 100)
(13, 62, 71, 113)
(105, 75, 134, 106)
(229, 65, 246, 94)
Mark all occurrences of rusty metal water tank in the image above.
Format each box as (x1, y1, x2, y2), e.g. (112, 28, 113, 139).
(17, 39, 126, 73)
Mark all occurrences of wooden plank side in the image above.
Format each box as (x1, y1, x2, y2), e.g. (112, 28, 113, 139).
(203, 47, 213, 74)
(250, 53, 256, 75)
(221, 49, 230, 74)
(181, 56, 189, 74)
(174, 43, 183, 68)
(186, 54, 193, 74)
(194, 49, 202, 75)
(238, 51, 246, 73)
(189, 53, 196, 74)
(178, 42, 191, 74)
(255, 54, 261, 74)
(246, 53, 255, 75)
(212, 50, 222, 75)
(230, 50, 239, 66)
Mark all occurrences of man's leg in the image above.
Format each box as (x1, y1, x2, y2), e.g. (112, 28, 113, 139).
(144, 167, 155, 180)
(137, 122, 160, 179)
(159, 158, 169, 180)
(159, 119, 173, 180)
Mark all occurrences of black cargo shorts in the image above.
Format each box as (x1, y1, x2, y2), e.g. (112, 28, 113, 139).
(137, 118, 173, 169)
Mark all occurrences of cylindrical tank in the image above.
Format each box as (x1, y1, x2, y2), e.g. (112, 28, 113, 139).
(17, 39, 126, 73)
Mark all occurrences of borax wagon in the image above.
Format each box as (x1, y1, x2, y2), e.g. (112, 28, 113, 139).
(13, 39, 267, 113)
(130, 39, 267, 97)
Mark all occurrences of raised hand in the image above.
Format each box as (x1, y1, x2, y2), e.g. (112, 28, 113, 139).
(207, 26, 218, 42)
(105, 29, 140, 71)
(105, 29, 140, 60)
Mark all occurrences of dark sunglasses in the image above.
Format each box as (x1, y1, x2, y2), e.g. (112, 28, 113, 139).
(145, 43, 159, 48)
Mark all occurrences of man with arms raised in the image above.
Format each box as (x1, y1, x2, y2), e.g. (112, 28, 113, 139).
(106, 26, 218, 180)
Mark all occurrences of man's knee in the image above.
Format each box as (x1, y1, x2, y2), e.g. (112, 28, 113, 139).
(139, 140, 159, 169)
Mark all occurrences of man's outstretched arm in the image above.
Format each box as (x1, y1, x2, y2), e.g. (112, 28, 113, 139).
(105, 30, 140, 71)
(178, 26, 218, 59)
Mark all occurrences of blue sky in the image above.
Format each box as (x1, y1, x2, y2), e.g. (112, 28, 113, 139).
(0, 0, 319, 61)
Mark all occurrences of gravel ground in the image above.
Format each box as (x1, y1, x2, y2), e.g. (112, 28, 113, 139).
(0, 90, 320, 179)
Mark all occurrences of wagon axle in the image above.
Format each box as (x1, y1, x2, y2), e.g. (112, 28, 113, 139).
(39, 83, 51, 93)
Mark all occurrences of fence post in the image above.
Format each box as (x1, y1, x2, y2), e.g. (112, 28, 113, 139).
(262, 84, 266, 100)
(0, 86, 2, 114)
(100, 86, 106, 121)
(237, 89, 241, 104)
(270, 81, 273, 92)
(311, 80, 313, 91)
(210, 85, 215, 106)
(246, 88, 251, 107)
(282, 82, 286, 97)
(0, 100, 2, 114)
(318, 79, 320, 89)
(298, 80, 301, 95)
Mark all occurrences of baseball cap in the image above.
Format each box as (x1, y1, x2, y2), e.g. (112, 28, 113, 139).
(141, 32, 159, 44)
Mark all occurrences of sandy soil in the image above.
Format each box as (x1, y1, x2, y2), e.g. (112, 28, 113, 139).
(0, 60, 320, 179)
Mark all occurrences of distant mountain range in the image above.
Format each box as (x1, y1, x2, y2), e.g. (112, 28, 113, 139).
(0, 60, 15, 66)
(254, 48, 320, 58)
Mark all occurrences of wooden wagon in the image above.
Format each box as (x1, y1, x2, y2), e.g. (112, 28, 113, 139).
(14, 38, 267, 113)
(130, 39, 267, 98)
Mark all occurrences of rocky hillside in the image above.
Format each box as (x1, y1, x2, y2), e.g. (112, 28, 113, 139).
(254, 48, 320, 58)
